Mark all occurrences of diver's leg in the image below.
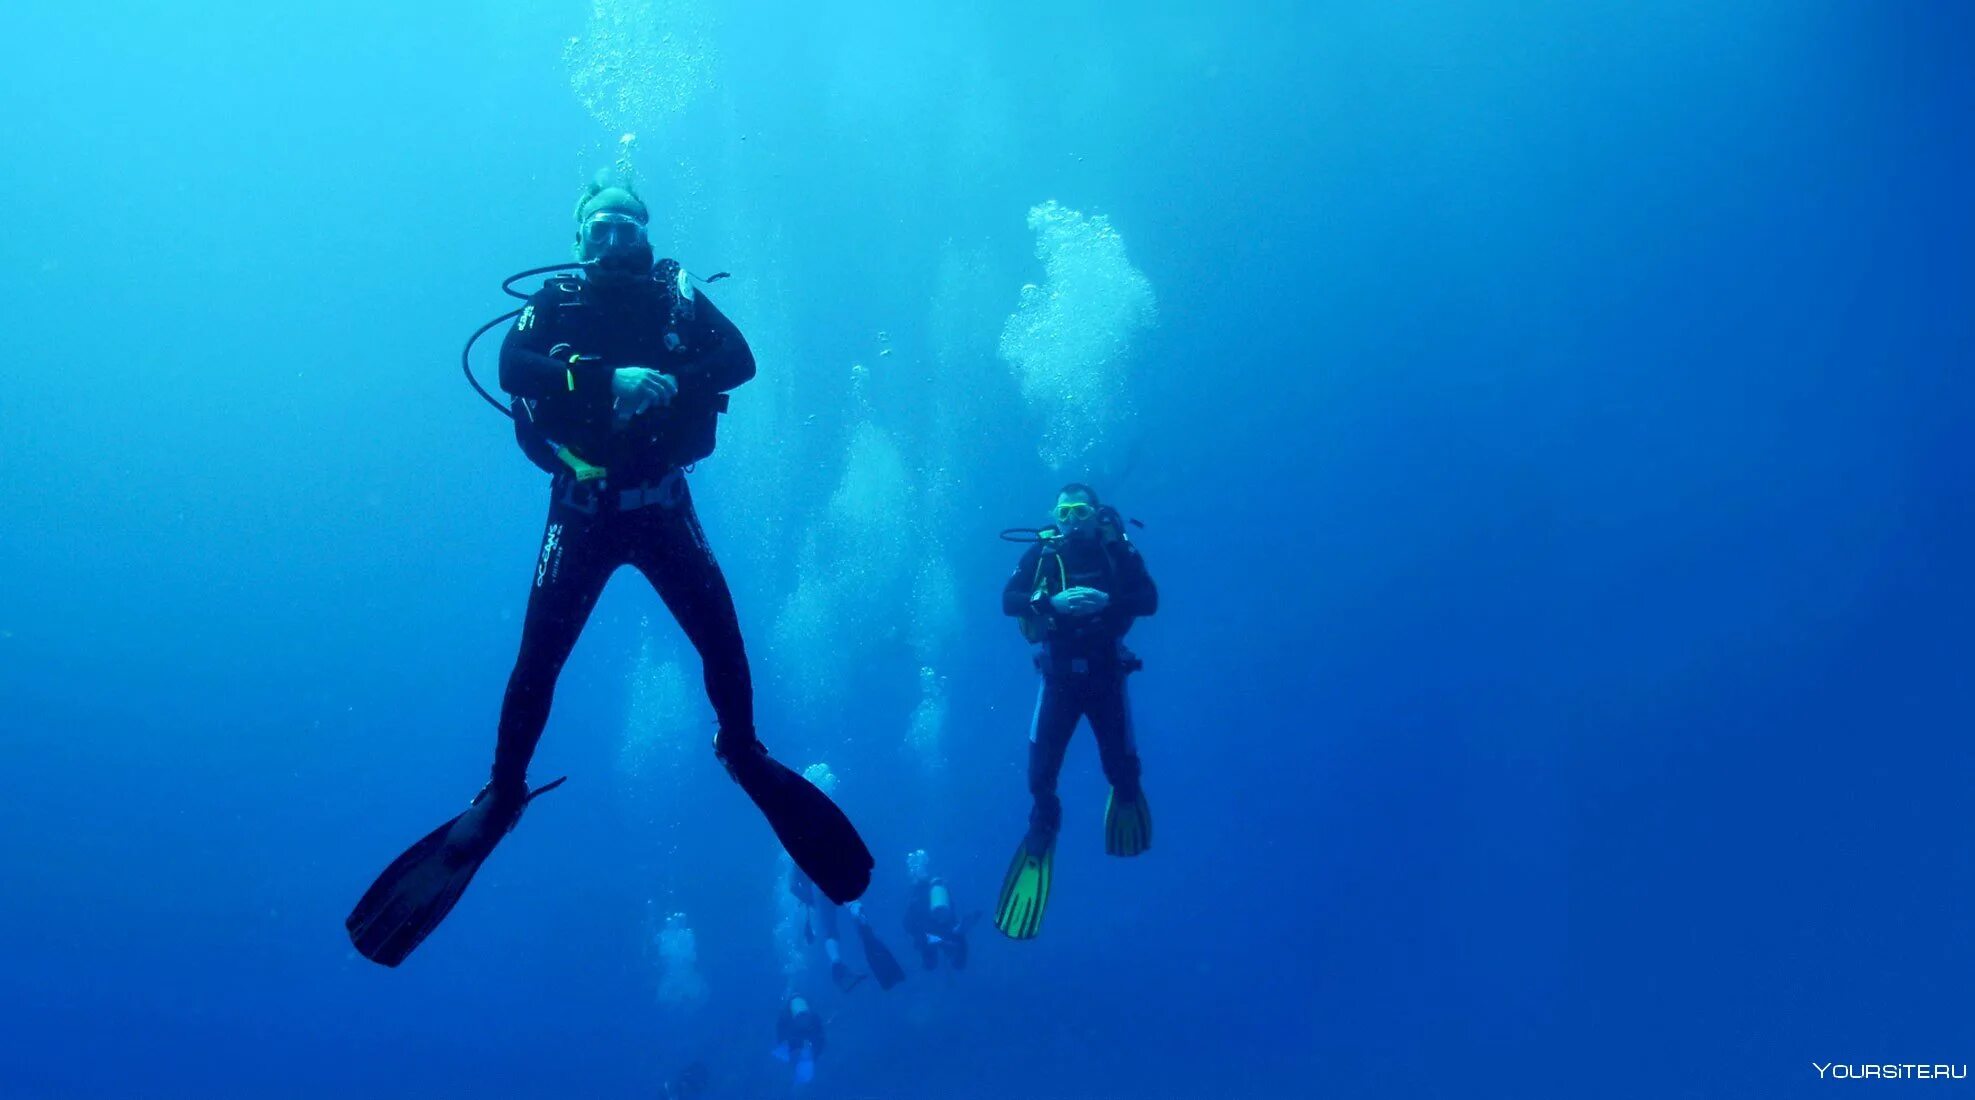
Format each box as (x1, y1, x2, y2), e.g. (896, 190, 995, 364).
(628, 482, 754, 753)
(491, 494, 615, 790)
(815, 898, 853, 986)
(1025, 675, 1080, 846)
(1086, 672, 1144, 798)
(1088, 670, 1153, 856)
(632, 481, 875, 903)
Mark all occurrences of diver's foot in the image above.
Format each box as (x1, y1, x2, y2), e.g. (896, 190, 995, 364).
(1024, 826, 1058, 856)
(344, 776, 563, 968)
(712, 726, 763, 773)
(445, 778, 553, 865)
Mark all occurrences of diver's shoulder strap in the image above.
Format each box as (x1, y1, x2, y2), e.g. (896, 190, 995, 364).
(1100, 535, 1143, 584)
(1032, 533, 1069, 594)
(1096, 505, 1132, 544)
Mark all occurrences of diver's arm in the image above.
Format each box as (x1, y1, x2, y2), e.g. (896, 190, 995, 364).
(1111, 545, 1158, 618)
(1002, 543, 1047, 618)
(498, 295, 614, 399)
(674, 291, 757, 393)
(501, 343, 614, 398)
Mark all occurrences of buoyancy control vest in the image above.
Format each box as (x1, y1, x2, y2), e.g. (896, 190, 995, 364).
(1017, 506, 1138, 644)
(512, 259, 730, 478)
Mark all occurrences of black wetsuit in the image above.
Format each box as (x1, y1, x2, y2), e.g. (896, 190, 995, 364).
(1001, 527, 1158, 845)
(492, 266, 756, 789)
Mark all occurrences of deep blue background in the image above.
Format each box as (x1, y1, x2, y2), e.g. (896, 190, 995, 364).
(2, 2, 1970, 1097)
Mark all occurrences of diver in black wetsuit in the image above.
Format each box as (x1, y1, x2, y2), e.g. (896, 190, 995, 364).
(492, 184, 756, 787)
(343, 180, 873, 969)
(992, 483, 1158, 940)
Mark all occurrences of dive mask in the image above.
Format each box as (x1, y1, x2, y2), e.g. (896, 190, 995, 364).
(582, 211, 649, 254)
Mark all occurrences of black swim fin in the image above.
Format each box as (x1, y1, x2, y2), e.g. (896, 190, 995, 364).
(345, 777, 565, 968)
(856, 919, 907, 990)
(723, 744, 873, 904)
(832, 959, 868, 993)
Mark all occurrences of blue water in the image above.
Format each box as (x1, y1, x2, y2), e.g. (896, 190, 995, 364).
(4, 3, 1971, 1097)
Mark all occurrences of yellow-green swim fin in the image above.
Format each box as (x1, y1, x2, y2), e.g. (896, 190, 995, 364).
(994, 834, 1054, 940)
(1104, 787, 1153, 857)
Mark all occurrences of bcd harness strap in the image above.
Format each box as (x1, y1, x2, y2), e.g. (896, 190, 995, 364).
(555, 468, 685, 516)
(1030, 549, 1070, 604)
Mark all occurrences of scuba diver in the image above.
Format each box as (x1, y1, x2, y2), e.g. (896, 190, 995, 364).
(792, 870, 907, 991)
(790, 870, 857, 991)
(772, 993, 826, 1088)
(345, 179, 874, 968)
(902, 848, 972, 970)
(993, 484, 1158, 940)
(786, 766, 905, 991)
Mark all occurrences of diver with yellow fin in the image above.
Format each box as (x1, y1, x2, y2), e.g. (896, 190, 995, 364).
(345, 177, 874, 968)
(993, 483, 1158, 940)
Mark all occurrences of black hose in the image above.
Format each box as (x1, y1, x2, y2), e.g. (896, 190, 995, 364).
(503, 261, 590, 299)
(465, 260, 725, 419)
(462, 308, 523, 419)
(460, 262, 592, 420)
